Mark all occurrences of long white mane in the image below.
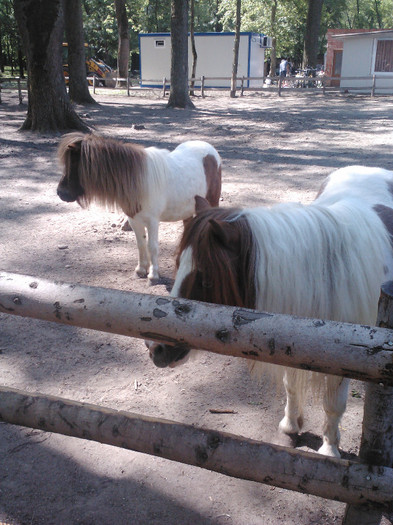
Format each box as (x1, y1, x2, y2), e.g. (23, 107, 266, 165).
(243, 199, 390, 326)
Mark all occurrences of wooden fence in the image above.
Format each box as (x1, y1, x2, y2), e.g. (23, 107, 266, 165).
(0, 270, 392, 524)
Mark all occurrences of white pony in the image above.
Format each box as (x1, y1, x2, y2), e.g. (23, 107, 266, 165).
(57, 133, 222, 282)
(148, 166, 393, 457)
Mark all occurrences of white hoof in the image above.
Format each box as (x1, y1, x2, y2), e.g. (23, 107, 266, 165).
(279, 416, 300, 435)
(318, 442, 341, 458)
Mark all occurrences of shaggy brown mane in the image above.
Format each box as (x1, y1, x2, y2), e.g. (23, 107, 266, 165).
(58, 132, 147, 217)
(176, 207, 257, 308)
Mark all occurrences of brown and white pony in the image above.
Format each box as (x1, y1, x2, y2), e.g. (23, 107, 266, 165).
(147, 165, 393, 458)
(57, 133, 222, 282)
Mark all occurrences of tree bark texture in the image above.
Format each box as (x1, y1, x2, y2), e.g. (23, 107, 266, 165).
(114, 0, 130, 83)
(302, 0, 324, 68)
(13, 0, 89, 132)
(189, 0, 197, 95)
(230, 0, 241, 98)
(1, 386, 393, 510)
(1, 271, 393, 386)
(64, 0, 96, 104)
(167, 0, 194, 109)
(343, 282, 393, 525)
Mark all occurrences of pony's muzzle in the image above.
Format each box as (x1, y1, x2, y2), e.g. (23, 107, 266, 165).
(146, 340, 191, 368)
(57, 185, 77, 203)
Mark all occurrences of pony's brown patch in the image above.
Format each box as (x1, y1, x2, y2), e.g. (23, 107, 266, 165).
(176, 204, 257, 308)
(374, 204, 393, 245)
(58, 132, 147, 217)
(203, 154, 222, 207)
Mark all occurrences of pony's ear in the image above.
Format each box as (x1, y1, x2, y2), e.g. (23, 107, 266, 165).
(195, 195, 211, 214)
(68, 140, 82, 152)
(208, 219, 239, 250)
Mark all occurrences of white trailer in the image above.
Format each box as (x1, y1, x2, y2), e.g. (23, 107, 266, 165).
(139, 32, 271, 88)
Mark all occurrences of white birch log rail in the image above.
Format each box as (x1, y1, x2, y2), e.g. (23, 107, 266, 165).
(0, 271, 393, 385)
(1, 385, 393, 510)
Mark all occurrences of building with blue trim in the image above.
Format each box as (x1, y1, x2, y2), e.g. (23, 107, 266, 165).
(139, 32, 271, 88)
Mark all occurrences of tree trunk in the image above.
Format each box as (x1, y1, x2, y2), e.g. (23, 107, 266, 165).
(269, 0, 278, 77)
(302, 0, 324, 68)
(114, 0, 130, 85)
(230, 0, 241, 98)
(167, 0, 195, 109)
(64, 0, 96, 104)
(189, 0, 197, 96)
(13, 0, 89, 132)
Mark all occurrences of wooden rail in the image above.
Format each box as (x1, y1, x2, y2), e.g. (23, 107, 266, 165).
(1, 271, 393, 385)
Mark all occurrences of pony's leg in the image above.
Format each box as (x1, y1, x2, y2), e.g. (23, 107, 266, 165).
(279, 369, 306, 437)
(146, 219, 160, 282)
(128, 218, 149, 278)
(318, 376, 350, 458)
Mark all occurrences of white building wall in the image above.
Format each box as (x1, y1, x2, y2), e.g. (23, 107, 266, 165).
(340, 35, 393, 93)
(139, 33, 267, 88)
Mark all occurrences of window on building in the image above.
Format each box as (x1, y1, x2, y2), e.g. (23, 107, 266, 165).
(375, 40, 393, 72)
(332, 50, 343, 77)
(155, 40, 165, 48)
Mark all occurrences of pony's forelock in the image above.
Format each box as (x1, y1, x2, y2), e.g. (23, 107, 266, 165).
(176, 207, 257, 308)
(58, 133, 147, 216)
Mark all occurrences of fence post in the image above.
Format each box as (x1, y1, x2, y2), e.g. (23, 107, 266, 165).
(241, 76, 245, 96)
(93, 74, 96, 94)
(322, 76, 326, 95)
(371, 74, 376, 97)
(343, 281, 393, 525)
(278, 75, 282, 97)
(201, 75, 205, 98)
(127, 76, 130, 96)
(162, 77, 166, 98)
(0, 81, 2, 104)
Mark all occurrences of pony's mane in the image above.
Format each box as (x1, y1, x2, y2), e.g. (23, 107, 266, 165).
(176, 207, 257, 308)
(242, 199, 391, 325)
(58, 133, 147, 217)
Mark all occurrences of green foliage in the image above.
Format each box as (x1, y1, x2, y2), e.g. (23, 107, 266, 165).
(3, 0, 393, 76)
(0, 0, 21, 74)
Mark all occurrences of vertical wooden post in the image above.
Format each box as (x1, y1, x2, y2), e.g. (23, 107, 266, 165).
(241, 76, 244, 96)
(201, 75, 205, 98)
(93, 74, 96, 94)
(0, 80, 2, 104)
(127, 76, 130, 96)
(342, 282, 393, 525)
(162, 77, 166, 98)
(322, 76, 326, 95)
(371, 74, 376, 97)
(278, 75, 282, 97)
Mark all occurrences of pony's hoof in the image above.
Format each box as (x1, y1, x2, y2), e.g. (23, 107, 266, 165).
(275, 432, 298, 448)
(317, 443, 341, 458)
(135, 267, 148, 278)
(148, 277, 160, 286)
(279, 416, 301, 435)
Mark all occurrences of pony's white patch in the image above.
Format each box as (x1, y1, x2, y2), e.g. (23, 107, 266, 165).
(129, 141, 221, 281)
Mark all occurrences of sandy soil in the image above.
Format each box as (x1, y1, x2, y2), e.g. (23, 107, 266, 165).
(1, 88, 393, 525)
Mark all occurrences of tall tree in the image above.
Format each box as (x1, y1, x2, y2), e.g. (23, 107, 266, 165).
(167, 0, 194, 109)
(189, 0, 198, 95)
(114, 0, 130, 82)
(230, 0, 241, 98)
(303, 0, 324, 67)
(64, 0, 96, 104)
(13, 0, 89, 132)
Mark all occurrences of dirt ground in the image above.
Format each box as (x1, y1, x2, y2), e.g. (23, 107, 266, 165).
(1, 88, 393, 525)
